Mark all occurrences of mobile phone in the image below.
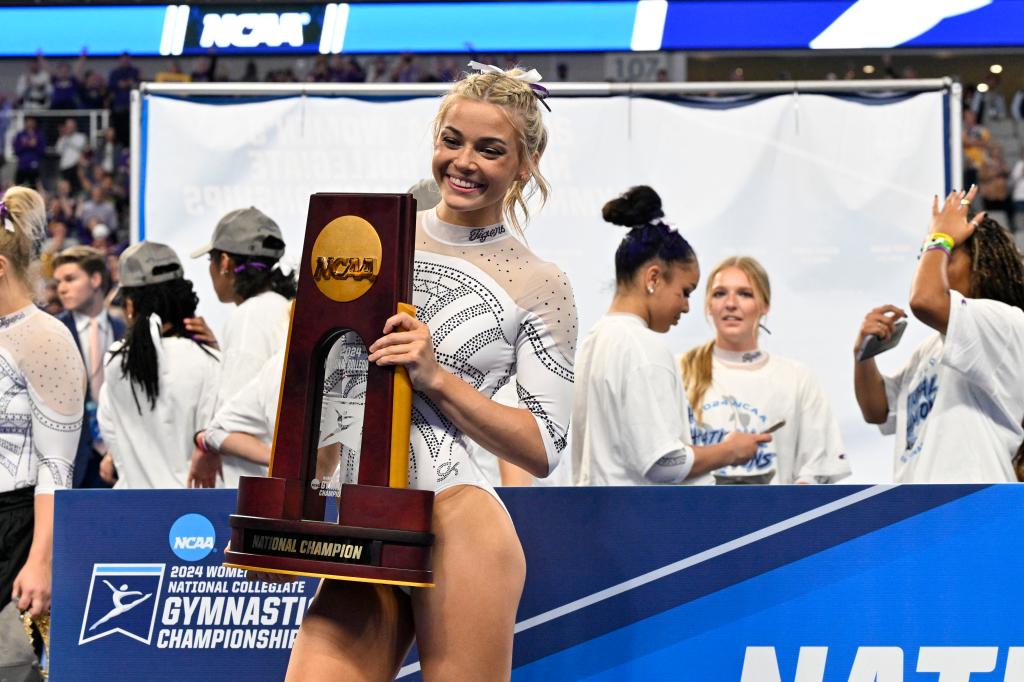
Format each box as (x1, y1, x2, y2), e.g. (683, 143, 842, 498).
(714, 470, 776, 485)
(762, 420, 786, 435)
(857, 319, 908, 363)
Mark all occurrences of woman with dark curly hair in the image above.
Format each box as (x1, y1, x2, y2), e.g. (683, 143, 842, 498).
(855, 185, 1024, 482)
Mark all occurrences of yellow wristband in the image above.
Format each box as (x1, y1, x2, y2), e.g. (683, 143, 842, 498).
(929, 232, 956, 249)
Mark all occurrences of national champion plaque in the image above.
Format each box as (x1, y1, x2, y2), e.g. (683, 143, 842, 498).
(224, 193, 434, 587)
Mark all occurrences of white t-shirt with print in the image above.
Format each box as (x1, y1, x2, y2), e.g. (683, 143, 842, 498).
(685, 351, 850, 485)
(571, 313, 694, 486)
(98, 321, 221, 489)
(881, 290, 1024, 482)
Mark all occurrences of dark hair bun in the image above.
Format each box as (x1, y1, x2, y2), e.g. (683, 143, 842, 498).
(602, 185, 665, 227)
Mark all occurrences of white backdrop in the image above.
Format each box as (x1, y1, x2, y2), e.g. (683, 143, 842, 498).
(138, 89, 949, 483)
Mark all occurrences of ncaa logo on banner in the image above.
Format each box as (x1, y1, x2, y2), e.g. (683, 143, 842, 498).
(79, 564, 165, 645)
(169, 513, 216, 561)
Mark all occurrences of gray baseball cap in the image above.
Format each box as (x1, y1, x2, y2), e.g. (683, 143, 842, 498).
(407, 178, 441, 211)
(190, 207, 285, 259)
(119, 241, 183, 287)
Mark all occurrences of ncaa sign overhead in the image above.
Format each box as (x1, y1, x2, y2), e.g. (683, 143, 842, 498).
(199, 11, 311, 49)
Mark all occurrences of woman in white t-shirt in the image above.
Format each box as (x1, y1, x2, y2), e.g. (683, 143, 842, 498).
(572, 186, 769, 486)
(854, 186, 1024, 482)
(0, 186, 84, 670)
(679, 256, 850, 485)
(188, 207, 295, 487)
(97, 241, 220, 488)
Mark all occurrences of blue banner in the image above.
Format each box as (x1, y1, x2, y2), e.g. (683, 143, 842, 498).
(52, 485, 1023, 680)
(4, 1, 1024, 57)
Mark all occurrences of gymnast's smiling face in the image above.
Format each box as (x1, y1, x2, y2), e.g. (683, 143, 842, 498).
(432, 98, 527, 228)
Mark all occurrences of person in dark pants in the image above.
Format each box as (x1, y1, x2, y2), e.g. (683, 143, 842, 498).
(13, 118, 45, 188)
(52, 246, 124, 488)
(107, 53, 139, 146)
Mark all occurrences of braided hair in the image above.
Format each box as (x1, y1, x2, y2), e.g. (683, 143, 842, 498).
(0, 186, 46, 287)
(965, 216, 1024, 481)
(603, 186, 696, 285)
(434, 65, 549, 236)
(964, 216, 1024, 311)
(110, 278, 217, 414)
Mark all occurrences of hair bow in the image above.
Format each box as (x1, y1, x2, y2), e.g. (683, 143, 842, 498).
(0, 201, 13, 234)
(467, 61, 551, 111)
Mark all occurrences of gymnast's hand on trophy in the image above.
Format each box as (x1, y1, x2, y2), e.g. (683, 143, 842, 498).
(187, 444, 222, 488)
(12, 555, 50, 617)
(368, 311, 444, 392)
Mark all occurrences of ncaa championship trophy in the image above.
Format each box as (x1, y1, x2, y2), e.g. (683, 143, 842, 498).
(224, 193, 434, 587)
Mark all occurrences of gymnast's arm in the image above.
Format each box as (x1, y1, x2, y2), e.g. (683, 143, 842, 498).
(368, 311, 551, 478)
(645, 434, 771, 484)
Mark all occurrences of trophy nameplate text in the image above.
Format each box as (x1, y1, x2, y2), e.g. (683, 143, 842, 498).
(224, 193, 434, 587)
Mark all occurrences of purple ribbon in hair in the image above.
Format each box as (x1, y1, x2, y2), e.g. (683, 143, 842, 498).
(529, 83, 551, 112)
(233, 262, 270, 274)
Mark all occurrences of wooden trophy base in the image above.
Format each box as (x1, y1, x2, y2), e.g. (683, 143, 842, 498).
(225, 477, 435, 587)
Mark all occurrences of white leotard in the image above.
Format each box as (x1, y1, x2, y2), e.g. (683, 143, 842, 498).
(330, 209, 577, 504)
(407, 209, 577, 498)
(0, 305, 85, 495)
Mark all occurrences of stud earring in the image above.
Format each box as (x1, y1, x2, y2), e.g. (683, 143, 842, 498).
(647, 286, 655, 294)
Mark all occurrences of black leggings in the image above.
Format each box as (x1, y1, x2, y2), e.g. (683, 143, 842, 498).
(0, 487, 34, 603)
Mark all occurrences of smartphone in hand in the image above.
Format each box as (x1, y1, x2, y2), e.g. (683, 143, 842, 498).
(857, 319, 908, 363)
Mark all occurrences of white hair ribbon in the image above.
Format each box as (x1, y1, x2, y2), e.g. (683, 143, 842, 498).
(467, 61, 543, 84)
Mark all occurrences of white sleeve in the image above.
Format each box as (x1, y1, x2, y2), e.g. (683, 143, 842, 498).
(195, 349, 222, 437)
(645, 447, 695, 483)
(23, 329, 85, 494)
(513, 264, 577, 476)
(217, 346, 273, 411)
(792, 370, 851, 484)
(206, 350, 283, 449)
(96, 376, 119, 471)
(942, 291, 1024, 418)
(215, 301, 288, 410)
(622, 363, 693, 481)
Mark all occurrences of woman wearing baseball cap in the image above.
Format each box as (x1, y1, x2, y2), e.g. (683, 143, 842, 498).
(96, 241, 220, 488)
(189, 207, 296, 487)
